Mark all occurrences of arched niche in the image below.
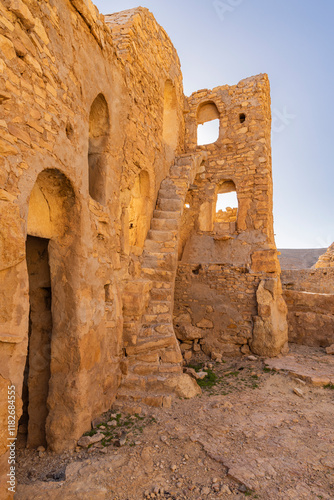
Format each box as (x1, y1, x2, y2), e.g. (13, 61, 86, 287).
(197, 101, 220, 146)
(163, 80, 179, 151)
(27, 168, 76, 239)
(88, 93, 110, 204)
(129, 170, 151, 248)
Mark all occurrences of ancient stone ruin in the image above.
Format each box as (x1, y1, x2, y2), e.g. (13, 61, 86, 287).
(0, 0, 333, 494)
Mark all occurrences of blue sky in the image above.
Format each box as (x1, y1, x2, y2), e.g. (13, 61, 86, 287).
(94, 0, 334, 249)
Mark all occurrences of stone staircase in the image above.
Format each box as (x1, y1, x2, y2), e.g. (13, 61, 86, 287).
(116, 152, 206, 408)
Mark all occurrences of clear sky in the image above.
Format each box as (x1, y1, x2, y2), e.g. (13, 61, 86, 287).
(94, 0, 334, 249)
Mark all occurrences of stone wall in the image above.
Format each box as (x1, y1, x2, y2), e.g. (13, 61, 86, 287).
(183, 75, 277, 254)
(172, 75, 288, 360)
(313, 242, 334, 269)
(174, 264, 263, 357)
(281, 268, 334, 294)
(0, 0, 185, 475)
(281, 269, 334, 347)
(283, 290, 334, 347)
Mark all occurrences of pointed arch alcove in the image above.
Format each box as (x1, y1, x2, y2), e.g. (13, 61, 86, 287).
(88, 93, 110, 205)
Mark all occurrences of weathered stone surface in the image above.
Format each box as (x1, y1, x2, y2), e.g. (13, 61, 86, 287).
(0, 201, 25, 271)
(313, 242, 334, 269)
(283, 290, 334, 347)
(326, 344, 334, 355)
(175, 324, 203, 341)
(165, 374, 202, 399)
(251, 249, 281, 274)
(78, 433, 104, 447)
(265, 346, 334, 386)
(250, 278, 288, 357)
(3, 0, 35, 29)
(196, 318, 214, 329)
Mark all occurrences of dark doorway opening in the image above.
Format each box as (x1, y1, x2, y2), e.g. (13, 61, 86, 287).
(20, 236, 52, 448)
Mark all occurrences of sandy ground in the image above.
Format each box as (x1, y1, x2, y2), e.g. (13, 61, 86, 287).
(15, 344, 334, 500)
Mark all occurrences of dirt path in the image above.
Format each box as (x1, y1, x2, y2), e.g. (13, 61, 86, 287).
(15, 345, 334, 499)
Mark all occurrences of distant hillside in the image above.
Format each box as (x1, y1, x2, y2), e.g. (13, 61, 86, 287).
(278, 248, 327, 270)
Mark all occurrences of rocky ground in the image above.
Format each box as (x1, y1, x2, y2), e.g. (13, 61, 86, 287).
(15, 344, 334, 500)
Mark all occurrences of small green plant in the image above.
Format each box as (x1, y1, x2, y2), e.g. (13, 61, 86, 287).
(84, 429, 97, 437)
(324, 383, 334, 390)
(263, 366, 273, 373)
(197, 368, 218, 388)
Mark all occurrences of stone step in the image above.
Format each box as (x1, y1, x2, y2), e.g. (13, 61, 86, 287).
(151, 218, 178, 231)
(142, 253, 177, 271)
(156, 198, 183, 212)
(146, 300, 171, 316)
(157, 188, 178, 200)
(143, 239, 165, 253)
(170, 165, 192, 179)
(142, 250, 174, 259)
(120, 374, 146, 392)
(150, 287, 173, 301)
(125, 333, 176, 356)
(141, 268, 175, 282)
(153, 210, 179, 220)
(115, 390, 173, 408)
(147, 229, 177, 242)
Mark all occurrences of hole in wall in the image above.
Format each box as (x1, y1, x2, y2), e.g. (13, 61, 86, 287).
(214, 181, 238, 234)
(192, 264, 202, 275)
(239, 113, 246, 123)
(197, 119, 220, 146)
(216, 191, 238, 214)
(197, 101, 220, 146)
(65, 121, 74, 139)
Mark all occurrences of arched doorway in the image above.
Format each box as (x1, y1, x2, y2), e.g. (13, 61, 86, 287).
(21, 169, 79, 449)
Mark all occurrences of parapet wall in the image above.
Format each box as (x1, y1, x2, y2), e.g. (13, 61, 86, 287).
(281, 268, 334, 294)
(281, 268, 334, 347)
